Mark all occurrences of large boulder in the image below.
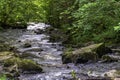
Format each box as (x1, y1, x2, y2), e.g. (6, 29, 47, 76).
(62, 43, 112, 64)
(0, 51, 42, 72)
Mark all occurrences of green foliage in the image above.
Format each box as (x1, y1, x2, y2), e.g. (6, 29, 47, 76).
(0, 0, 47, 28)
(66, 0, 120, 44)
(46, 0, 120, 44)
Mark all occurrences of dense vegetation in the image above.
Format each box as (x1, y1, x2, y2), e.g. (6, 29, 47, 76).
(0, 0, 120, 45)
(0, 0, 47, 28)
(48, 0, 120, 45)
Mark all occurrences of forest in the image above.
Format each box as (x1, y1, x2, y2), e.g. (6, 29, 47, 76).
(0, 0, 120, 44)
(0, 0, 120, 80)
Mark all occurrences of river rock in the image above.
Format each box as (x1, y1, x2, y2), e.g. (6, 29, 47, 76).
(0, 51, 42, 72)
(62, 43, 112, 64)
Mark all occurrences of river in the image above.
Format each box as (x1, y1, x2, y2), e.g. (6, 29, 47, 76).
(0, 23, 120, 80)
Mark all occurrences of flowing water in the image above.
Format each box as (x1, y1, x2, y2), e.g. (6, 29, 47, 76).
(0, 23, 120, 80)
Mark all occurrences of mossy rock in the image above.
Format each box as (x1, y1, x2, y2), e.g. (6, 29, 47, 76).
(62, 50, 98, 64)
(72, 43, 112, 58)
(62, 43, 112, 64)
(4, 57, 42, 72)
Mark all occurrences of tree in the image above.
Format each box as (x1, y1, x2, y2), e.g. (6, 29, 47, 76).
(0, 0, 46, 28)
